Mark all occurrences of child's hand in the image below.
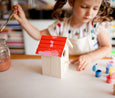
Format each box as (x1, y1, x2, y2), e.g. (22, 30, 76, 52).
(12, 4, 26, 23)
(71, 54, 92, 71)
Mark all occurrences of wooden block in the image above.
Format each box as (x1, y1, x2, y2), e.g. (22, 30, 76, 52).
(113, 84, 115, 95)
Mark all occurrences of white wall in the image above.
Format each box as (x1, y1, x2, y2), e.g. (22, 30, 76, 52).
(44, 0, 56, 5)
(23, 19, 55, 55)
(28, 0, 70, 9)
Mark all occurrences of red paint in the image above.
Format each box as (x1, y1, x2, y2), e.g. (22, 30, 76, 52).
(106, 75, 112, 84)
(36, 35, 67, 57)
(92, 21, 94, 26)
(57, 23, 61, 28)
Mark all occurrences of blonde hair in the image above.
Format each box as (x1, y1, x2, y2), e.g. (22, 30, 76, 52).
(52, 0, 113, 23)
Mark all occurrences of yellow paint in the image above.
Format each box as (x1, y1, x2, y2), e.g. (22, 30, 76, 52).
(113, 25, 115, 28)
(109, 68, 115, 75)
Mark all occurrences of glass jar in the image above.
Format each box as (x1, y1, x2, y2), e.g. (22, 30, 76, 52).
(0, 39, 11, 71)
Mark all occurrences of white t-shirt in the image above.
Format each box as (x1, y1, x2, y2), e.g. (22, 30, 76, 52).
(48, 18, 106, 55)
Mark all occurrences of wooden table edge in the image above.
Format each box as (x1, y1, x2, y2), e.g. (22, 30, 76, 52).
(11, 54, 113, 60)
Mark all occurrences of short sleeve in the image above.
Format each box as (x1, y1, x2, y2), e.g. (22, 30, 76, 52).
(48, 20, 64, 36)
(93, 22, 110, 35)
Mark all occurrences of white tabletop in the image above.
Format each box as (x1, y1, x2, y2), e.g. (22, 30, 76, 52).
(0, 59, 115, 98)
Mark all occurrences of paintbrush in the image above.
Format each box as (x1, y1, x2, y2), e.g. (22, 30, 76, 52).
(0, 12, 13, 33)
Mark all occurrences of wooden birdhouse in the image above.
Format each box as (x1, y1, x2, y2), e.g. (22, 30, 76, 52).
(36, 35, 73, 78)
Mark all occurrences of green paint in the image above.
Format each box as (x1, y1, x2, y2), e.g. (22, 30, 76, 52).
(111, 49, 115, 55)
(92, 37, 94, 40)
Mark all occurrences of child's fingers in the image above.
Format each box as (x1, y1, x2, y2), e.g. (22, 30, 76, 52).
(12, 6, 17, 13)
(77, 60, 87, 71)
(17, 4, 24, 12)
(79, 62, 88, 70)
(76, 67, 80, 71)
(12, 4, 22, 14)
(17, 4, 26, 18)
(78, 62, 85, 70)
(71, 58, 79, 64)
(13, 14, 21, 22)
(82, 64, 88, 70)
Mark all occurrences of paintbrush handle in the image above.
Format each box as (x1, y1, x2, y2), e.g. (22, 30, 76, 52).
(0, 13, 13, 32)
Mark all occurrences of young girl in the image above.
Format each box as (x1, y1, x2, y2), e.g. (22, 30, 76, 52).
(13, 0, 113, 71)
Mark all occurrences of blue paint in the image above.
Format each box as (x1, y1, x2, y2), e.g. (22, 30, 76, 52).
(92, 64, 97, 72)
(106, 63, 113, 74)
(107, 63, 113, 68)
(91, 29, 94, 33)
(59, 32, 61, 36)
(106, 67, 109, 74)
(95, 70, 102, 78)
(68, 30, 71, 34)
(94, 24, 96, 28)
(93, 42, 98, 47)
(54, 26, 56, 30)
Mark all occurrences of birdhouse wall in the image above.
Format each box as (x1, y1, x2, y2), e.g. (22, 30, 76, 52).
(61, 44, 69, 75)
(41, 56, 61, 78)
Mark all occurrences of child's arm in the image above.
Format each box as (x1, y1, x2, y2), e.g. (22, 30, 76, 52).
(72, 27, 112, 71)
(13, 4, 50, 40)
(88, 27, 112, 61)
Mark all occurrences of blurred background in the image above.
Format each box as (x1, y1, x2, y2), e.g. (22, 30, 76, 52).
(0, 0, 115, 56)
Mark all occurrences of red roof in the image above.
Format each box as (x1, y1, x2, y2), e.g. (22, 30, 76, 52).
(36, 35, 67, 57)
